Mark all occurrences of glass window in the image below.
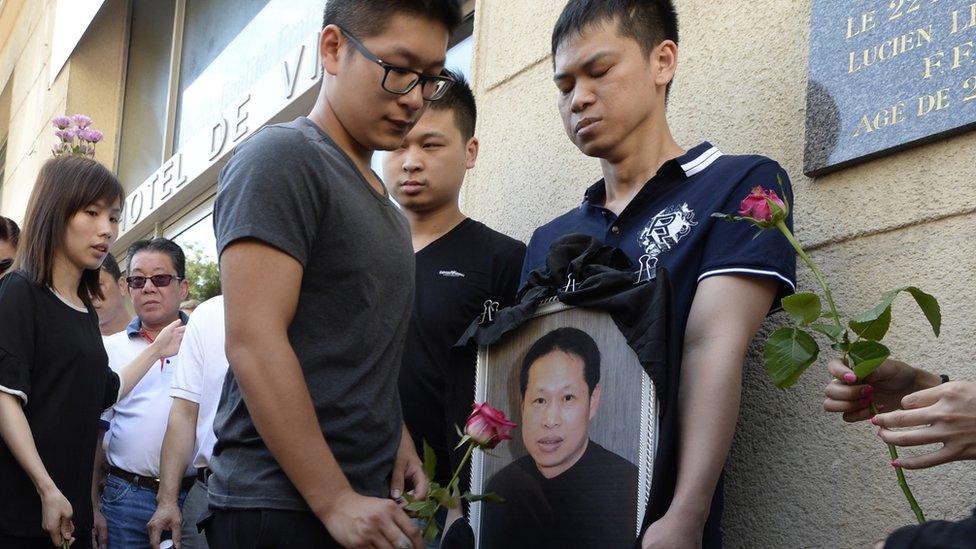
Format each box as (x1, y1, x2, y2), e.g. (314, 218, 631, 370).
(117, 1, 176, 193)
(446, 34, 473, 79)
(173, 0, 322, 150)
(170, 209, 221, 302)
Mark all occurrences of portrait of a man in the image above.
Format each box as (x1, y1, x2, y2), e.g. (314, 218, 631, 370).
(480, 327, 639, 548)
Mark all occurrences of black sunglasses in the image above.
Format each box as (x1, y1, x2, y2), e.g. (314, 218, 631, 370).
(340, 28, 455, 101)
(0, 258, 12, 275)
(126, 274, 181, 289)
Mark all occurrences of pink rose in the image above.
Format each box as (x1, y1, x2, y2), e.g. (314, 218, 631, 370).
(738, 186, 786, 223)
(464, 402, 516, 449)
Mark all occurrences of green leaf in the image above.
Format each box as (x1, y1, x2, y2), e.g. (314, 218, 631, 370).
(853, 287, 941, 337)
(849, 306, 891, 341)
(422, 440, 436, 481)
(848, 340, 891, 379)
(422, 519, 439, 543)
(430, 486, 455, 508)
(763, 327, 820, 388)
(904, 287, 941, 337)
(462, 491, 505, 503)
(810, 323, 845, 341)
(405, 500, 430, 512)
(781, 292, 822, 325)
(454, 434, 472, 450)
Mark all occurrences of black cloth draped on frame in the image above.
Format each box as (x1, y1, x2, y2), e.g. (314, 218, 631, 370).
(449, 233, 682, 548)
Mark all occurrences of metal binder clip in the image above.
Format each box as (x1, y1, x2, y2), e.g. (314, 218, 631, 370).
(563, 274, 576, 293)
(636, 254, 654, 284)
(479, 299, 500, 324)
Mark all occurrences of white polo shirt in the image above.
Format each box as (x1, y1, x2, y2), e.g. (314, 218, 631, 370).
(169, 296, 228, 469)
(101, 313, 194, 478)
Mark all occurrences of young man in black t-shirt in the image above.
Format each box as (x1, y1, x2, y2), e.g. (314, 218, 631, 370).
(382, 70, 526, 522)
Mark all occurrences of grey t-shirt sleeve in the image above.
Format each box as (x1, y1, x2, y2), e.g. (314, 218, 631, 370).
(213, 126, 325, 267)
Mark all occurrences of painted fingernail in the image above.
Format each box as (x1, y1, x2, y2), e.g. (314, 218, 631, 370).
(861, 385, 874, 397)
(891, 459, 901, 468)
(877, 404, 886, 411)
(843, 373, 857, 383)
(871, 416, 879, 425)
(391, 489, 401, 499)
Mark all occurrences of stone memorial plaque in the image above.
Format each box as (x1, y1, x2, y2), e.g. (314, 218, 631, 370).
(805, 0, 976, 176)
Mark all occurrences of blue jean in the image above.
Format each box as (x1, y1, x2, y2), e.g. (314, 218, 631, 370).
(100, 474, 186, 549)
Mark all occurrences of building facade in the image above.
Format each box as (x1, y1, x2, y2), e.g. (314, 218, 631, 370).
(0, 1, 973, 546)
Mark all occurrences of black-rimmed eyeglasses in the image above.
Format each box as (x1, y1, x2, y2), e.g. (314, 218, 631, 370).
(126, 274, 181, 289)
(340, 28, 455, 101)
(0, 258, 12, 276)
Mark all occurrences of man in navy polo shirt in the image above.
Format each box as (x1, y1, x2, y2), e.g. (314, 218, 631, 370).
(523, 2, 797, 547)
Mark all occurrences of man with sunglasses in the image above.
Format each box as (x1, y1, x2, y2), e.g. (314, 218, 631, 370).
(97, 238, 192, 548)
(207, 1, 462, 548)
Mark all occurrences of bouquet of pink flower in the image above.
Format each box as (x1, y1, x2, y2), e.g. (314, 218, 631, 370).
(51, 114, 103, 158)
(406, 402, 516, 542)
(714, 180, 940, 524)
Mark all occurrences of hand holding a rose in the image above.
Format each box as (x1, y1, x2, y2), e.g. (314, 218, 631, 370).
(716, 181, 942, 523)
(404, 402, 516, 543)
(824, 357, 976, 470)
(823, 358, 940, 423)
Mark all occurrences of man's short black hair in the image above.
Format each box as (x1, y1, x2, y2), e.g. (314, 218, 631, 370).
(127, 238, 186, 280)
(520, 327, 601, 397)
(322, 0, 463, 39)
(101, 252, 122, 281)
(428, 68, 476, 141)
(552, 0, 679, 95)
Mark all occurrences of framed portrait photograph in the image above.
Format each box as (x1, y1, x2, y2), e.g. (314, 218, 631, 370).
(470, 301, 657, 548)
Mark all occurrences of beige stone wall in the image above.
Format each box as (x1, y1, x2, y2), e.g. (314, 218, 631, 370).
(0, 0, 126, 222)
(1, 0, 59, 221)
(464, 1, 976, 547)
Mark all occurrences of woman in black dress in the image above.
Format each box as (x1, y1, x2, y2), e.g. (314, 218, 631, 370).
(0, 155, 184, 548)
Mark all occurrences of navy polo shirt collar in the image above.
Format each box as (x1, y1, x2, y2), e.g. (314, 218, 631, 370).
(581, 142, 724, 206)
(126, 311, 189, 338)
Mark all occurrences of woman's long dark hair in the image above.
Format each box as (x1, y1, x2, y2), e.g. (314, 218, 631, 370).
(16, 155, 124, 307)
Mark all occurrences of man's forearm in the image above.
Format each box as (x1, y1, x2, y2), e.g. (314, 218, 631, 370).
(665, 275, 778, 527)
(669, 343, 745, 524)
(157, 399, 199, 506)
(228, 338, 353, 518)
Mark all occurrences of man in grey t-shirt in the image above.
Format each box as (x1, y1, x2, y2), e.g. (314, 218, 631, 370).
(206, 2, 463, 548)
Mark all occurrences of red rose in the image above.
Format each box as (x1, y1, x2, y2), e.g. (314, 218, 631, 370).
(464, 402, 517, 449)
(738, 186, 786, 223)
